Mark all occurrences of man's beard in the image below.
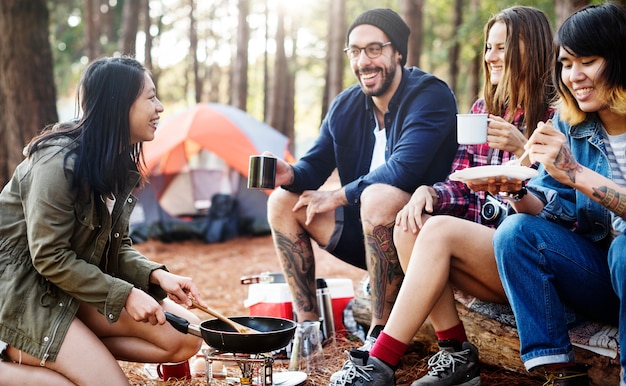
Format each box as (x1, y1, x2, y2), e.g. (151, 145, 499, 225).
(358, 62, 397, 97)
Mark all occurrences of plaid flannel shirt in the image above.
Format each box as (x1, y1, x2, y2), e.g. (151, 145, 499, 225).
(431, 99, 552, 225)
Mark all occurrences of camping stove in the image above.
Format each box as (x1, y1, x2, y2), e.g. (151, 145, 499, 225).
(203, 348, 274, 385)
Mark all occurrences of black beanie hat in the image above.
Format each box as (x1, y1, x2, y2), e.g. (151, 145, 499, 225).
(346, 8, 410, 66)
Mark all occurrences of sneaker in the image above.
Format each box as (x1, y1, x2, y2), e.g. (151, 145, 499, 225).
(543, 363, 590, 386)
(329, 350, 395, 386)
(329, 325, 384, 383)
(359, 324, 384, 352)
(410, 341, 481, 386)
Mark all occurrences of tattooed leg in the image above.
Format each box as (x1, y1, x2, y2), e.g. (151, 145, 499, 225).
(593, 186, 626, 220)
(273, 230, 318, 315)
(367, 222, 404, 321)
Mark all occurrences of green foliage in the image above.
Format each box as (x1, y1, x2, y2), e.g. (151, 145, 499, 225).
(45, 0, 600, 150)
(48, 0, 85, 96)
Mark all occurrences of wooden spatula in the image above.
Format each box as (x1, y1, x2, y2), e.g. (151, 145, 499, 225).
(190, 299, 260, 334)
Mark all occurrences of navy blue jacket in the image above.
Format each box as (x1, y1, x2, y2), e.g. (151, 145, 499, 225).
(286, 67, 458, 205)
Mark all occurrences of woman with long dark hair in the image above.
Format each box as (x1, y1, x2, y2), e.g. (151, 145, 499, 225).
(0, 56, 204, 385)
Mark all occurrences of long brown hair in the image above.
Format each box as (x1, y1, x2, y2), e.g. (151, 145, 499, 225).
(483, 6, 556, 137)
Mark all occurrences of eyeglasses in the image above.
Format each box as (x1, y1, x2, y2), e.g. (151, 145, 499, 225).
(343, 42, 392, 60)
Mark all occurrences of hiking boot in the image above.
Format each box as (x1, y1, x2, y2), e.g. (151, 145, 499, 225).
(543, 363, 590, 386)
(329, 350, 395, 386)
(410, 341, 481, 386)
(329, 325, 384, 383)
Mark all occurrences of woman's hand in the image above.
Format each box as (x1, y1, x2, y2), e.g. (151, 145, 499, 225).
(125, 287, 167, 325)
(150, 269, 206, 309)
(487, 114, 528, 161)
(525, 120, 581, 186)
(395, 185, 436, 233)
(467, 177, 525, 196)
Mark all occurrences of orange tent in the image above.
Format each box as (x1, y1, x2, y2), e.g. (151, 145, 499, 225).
(144, 102, 293, 179)
(133, 103, 293, 227)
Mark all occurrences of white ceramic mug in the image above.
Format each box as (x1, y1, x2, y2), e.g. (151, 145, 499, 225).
(457, 113, 489, 145)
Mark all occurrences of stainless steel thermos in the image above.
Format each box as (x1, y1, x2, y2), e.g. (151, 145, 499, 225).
(316, 278, 335, 342)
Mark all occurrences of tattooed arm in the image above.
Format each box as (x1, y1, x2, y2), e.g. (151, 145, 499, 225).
(529, 121, 626, 219)
(555, 148, 626, 219)
(593, 186, 626, 220)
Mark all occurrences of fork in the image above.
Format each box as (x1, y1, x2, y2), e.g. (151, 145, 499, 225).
(505, 148, 531, 167)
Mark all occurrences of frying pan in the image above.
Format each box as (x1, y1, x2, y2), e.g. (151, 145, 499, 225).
(165, 312, 297, 354)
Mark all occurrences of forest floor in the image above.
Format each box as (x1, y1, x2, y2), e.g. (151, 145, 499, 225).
(117, 235, 544, 385)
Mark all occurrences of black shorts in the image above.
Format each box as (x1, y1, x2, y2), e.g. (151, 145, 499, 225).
(320, 206, 366, 270)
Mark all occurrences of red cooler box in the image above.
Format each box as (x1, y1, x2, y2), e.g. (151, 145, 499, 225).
(244, 278, 355, 334)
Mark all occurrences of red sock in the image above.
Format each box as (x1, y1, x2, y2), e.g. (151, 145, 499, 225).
(369, 331, 408, 368)
(435, 322, 467, 344)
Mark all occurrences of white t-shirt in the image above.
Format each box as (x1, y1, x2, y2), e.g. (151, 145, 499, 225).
(603, 131, 626, 235)
(369, 118, 387, 172)
(105, 194, 116, 215)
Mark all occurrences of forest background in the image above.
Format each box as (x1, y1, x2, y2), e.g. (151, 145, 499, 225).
(0, 0, 621, 186)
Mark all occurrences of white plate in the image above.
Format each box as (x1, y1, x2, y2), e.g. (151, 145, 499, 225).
(273, 371, 308, 386)
(449, 165, 538, 183)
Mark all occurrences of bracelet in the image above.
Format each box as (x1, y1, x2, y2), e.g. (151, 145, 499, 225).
(500, 185, 528, 202)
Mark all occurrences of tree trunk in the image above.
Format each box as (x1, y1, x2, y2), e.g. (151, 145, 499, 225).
(321, 0, 345, 120)
(448, 0, 462, 92)
(142, 0, 153, 71)
(401, 0, 424, 68)
(83, 0, 100, 61)
(263, 0, 270, 121)
(118, 0, 140, 55)
(232, 0, 249, 111)
(188, 0, 202, 103)
(285, 21, 297, 155)
(0, 0, 58, 185)
(555, 0, 589, 28)
(100, 0, 114, 45)
(267, 4, 287, 135)
(466, 0, 481, 112)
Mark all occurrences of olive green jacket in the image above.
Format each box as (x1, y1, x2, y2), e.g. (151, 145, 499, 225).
(0, 136, 166, 363)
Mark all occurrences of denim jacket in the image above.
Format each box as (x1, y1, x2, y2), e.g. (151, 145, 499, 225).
(285, 67, 458, 206)
(0, 136, 166, 363)
(527, 111, 612, 242)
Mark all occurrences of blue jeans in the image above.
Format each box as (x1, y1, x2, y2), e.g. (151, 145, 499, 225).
(493, 214, 621, 374)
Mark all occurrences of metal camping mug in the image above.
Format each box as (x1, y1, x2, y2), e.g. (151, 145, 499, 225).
(247, 155, 277, 189)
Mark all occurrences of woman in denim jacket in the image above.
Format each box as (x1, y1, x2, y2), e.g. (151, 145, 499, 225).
(0, 57, 204, 384)
(492, 3, 626, 385)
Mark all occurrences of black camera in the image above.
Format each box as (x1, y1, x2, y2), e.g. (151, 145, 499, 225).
(480, 195, 510, 227)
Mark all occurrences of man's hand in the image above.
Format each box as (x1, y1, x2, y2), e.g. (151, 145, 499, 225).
(293, 189, 347, 225)
(262, 151, 294, 187)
